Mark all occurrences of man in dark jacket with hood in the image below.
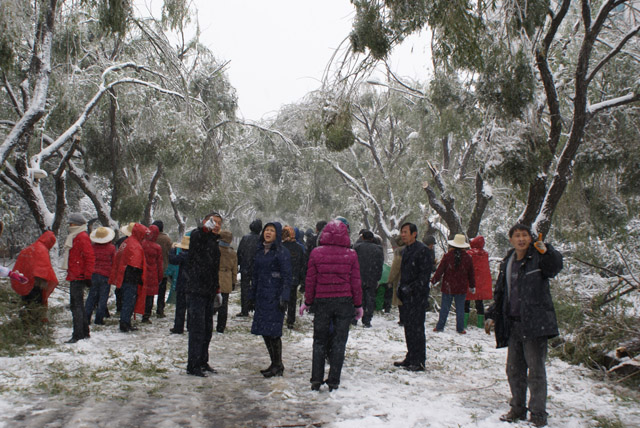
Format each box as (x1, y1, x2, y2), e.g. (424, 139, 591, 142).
(485, 224, 563, 427)
(184, 212, 222, 377)
(354, 230, 384, 328)
(236, 219, 262, 317)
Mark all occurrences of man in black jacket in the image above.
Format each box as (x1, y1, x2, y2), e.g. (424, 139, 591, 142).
(184, 212, 222, 377)
(354, 230, 384, 327)
(393, 222, 432, 372)
(485, 224, 563, 427)
(236, 219, 262, 317)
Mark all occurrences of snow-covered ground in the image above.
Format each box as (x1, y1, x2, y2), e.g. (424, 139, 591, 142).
(0, 288, 638, 428)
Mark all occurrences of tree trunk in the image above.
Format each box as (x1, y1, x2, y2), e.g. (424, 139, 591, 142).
(142, 162, 163, 226)
(466, 171, 492, 238)
(166, 180, 186, 237)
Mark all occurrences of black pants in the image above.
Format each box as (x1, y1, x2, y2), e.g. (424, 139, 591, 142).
(21, 285, 45, 323)
(70, 280, 89, 340)
(361, 281, 377, 325)
(382, 284, 393, 313)
(173, 280, 187, 332)
(286, 283, 299, 326)
(157, 277, 168, 315)
(115, 287, 123, 313)
(215, 293, 230, 333)
(403, 295, 426, 366)
(239, 272, 251, 315)
(311, 297, 353, 387)
(143, 295, 154, 319)
(186, 293, 214, 372)
(464, 299, 485, 314)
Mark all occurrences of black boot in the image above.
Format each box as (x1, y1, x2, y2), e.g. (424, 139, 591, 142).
(119, 321, 130, 332)
(264, 337, 284, 378)
(260, 336, 275, 375)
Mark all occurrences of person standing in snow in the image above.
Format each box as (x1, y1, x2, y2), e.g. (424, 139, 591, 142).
(354, 230, 384, 328)
(152, 220, 173, 318)
(464, 235, 493, 329)
(62, 213, 95, 343)
(249, 222, 292, 378)
(281, 226, 304, 329)
(168, 234, 190, 334)
(485, 224, 563, 427)
(431, 234, 476, 334)
(216, 230, 237, 334)
(183, 212, 222, 377)
(141, 225, 164, 324)
(236, 219, 262, 317)
(85, 226, 116, 325)
(387, 234, 405, 325)
(300, 219, 362, 391)
(393, 222, 431, 371)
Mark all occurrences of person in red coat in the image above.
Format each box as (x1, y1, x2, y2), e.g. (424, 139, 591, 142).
(465, 236, 493, 328)
(109, 223, 148, 332)
(10, 231, 59, 323)
(431, 234, 475, 334)
(142, 225, 163, 323)
(62, 213, 95, 343)
(85, 227, 116, 325)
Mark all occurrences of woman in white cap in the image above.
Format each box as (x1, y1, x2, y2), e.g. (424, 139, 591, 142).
(430, 234, 476, 334)
(85, 226, 116, 325)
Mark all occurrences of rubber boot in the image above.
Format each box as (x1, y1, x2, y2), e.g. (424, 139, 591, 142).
(477, 314, 485, 329)
(260, 336, 275, 375)
(264, 337, 284, 378)
(464, 312, 469, 329)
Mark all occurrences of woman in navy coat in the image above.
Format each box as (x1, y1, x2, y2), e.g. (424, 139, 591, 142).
(250, 222, 292, 377)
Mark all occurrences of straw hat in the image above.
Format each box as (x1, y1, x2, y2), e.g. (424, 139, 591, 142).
(448, 234, 470, 249)
(120, 222, 135, 237)
(175, 235, 190, 250)
(90, 226, 115, 244)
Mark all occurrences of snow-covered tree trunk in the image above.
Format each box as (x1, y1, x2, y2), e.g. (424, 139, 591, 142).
(142, 162, 163, 226)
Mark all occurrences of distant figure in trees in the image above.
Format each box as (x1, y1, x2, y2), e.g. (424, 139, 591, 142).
(464, 235, 493, 329)
(301, 219, 362, 391)
(152, 220, 173, 318)
(486, 224, 563, 428)
(236, 219, 262, 317)
(62, 213, 95, 343)
(281, 226, 305, 329)
(250, 222, 292, 378)
(85, 227, 115, 325)
(431, 234, 475, 334)
(354, 230, 384, 328)
(10, 231, 59, 324)
(141, 225, 164, 324)
(216, 230, 237, 334)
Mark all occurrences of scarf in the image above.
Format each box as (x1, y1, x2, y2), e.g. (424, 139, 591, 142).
(263, 242, 272, 254)
(61, 225, 87, 270)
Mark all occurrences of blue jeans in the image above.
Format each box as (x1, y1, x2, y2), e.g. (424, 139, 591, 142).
(85, 274, 110, 324)
(119, 282, 138, 324)
(435, 293, 466, 332)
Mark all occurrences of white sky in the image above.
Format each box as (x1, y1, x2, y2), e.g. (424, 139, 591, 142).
(135, 0, 432, 121)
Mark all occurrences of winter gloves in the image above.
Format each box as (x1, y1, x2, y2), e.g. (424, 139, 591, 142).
(355, 307, 364, 321)
(213, 293, 223, 309)
(484, 319, 495, 335)
(299, 303, 310, 316)
(533, 233, 547, 254)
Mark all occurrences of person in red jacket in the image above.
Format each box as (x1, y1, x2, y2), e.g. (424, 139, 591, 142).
(109, 223, 148, 332)
(142, 225, 163, 323)
(299, 219, 363, 392)
(431, 234, 475, 334)
(465, 235, 493, 328)
(10, 231, 59, 323)
(85, 226, 116, 325)
(62, 213, 95, 343)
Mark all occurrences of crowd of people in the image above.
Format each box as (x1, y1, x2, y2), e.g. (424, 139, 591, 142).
(3, 213, 563, 427)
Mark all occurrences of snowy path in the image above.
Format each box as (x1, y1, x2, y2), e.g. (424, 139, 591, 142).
(0, 290, 638, 428)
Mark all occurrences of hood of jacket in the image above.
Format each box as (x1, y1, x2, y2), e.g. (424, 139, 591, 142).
(147, 225, 159, 242)
(132, 223, 149, 242)
(470, 235, 485, 249)
(319, 220, 350, 248)
(260, 222, 283, 247)
(219, 230, 233, 244)
(250, 219, 263, 234)
(38, 230, 57, 250)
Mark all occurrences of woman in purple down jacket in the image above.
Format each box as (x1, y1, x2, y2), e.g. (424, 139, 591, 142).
(300, 219, 363, 392)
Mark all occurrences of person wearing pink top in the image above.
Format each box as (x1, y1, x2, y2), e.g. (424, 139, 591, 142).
(300, 219, 363, 392)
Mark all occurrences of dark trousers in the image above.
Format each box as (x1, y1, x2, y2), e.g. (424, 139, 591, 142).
(382, 285, 393, 313)
(507, 321, 549, 417)
(85, 273, 110, 324)
(464, 299, 485, 314)
(115, 287, 123, 313)
(119, 282, 137, 324)
(143, 295, 155, 319)
(187, 294, 214, 372)
(286, 283, 299, 326)
(239, 272, 251, 315)
(311, 297, 353, 387)
(21, 285, 45, 323)
(398, 302, 408, 324)
(361, 282, 377, 325)
(156, 277, 168, 315)
(173, 281, 187, 332)
(215, 293, 230, 333)
(403, 296, 426, 366)
(70, 280, 89, 339)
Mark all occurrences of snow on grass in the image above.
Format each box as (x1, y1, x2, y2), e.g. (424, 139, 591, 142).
(0, 287, 638, 427)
